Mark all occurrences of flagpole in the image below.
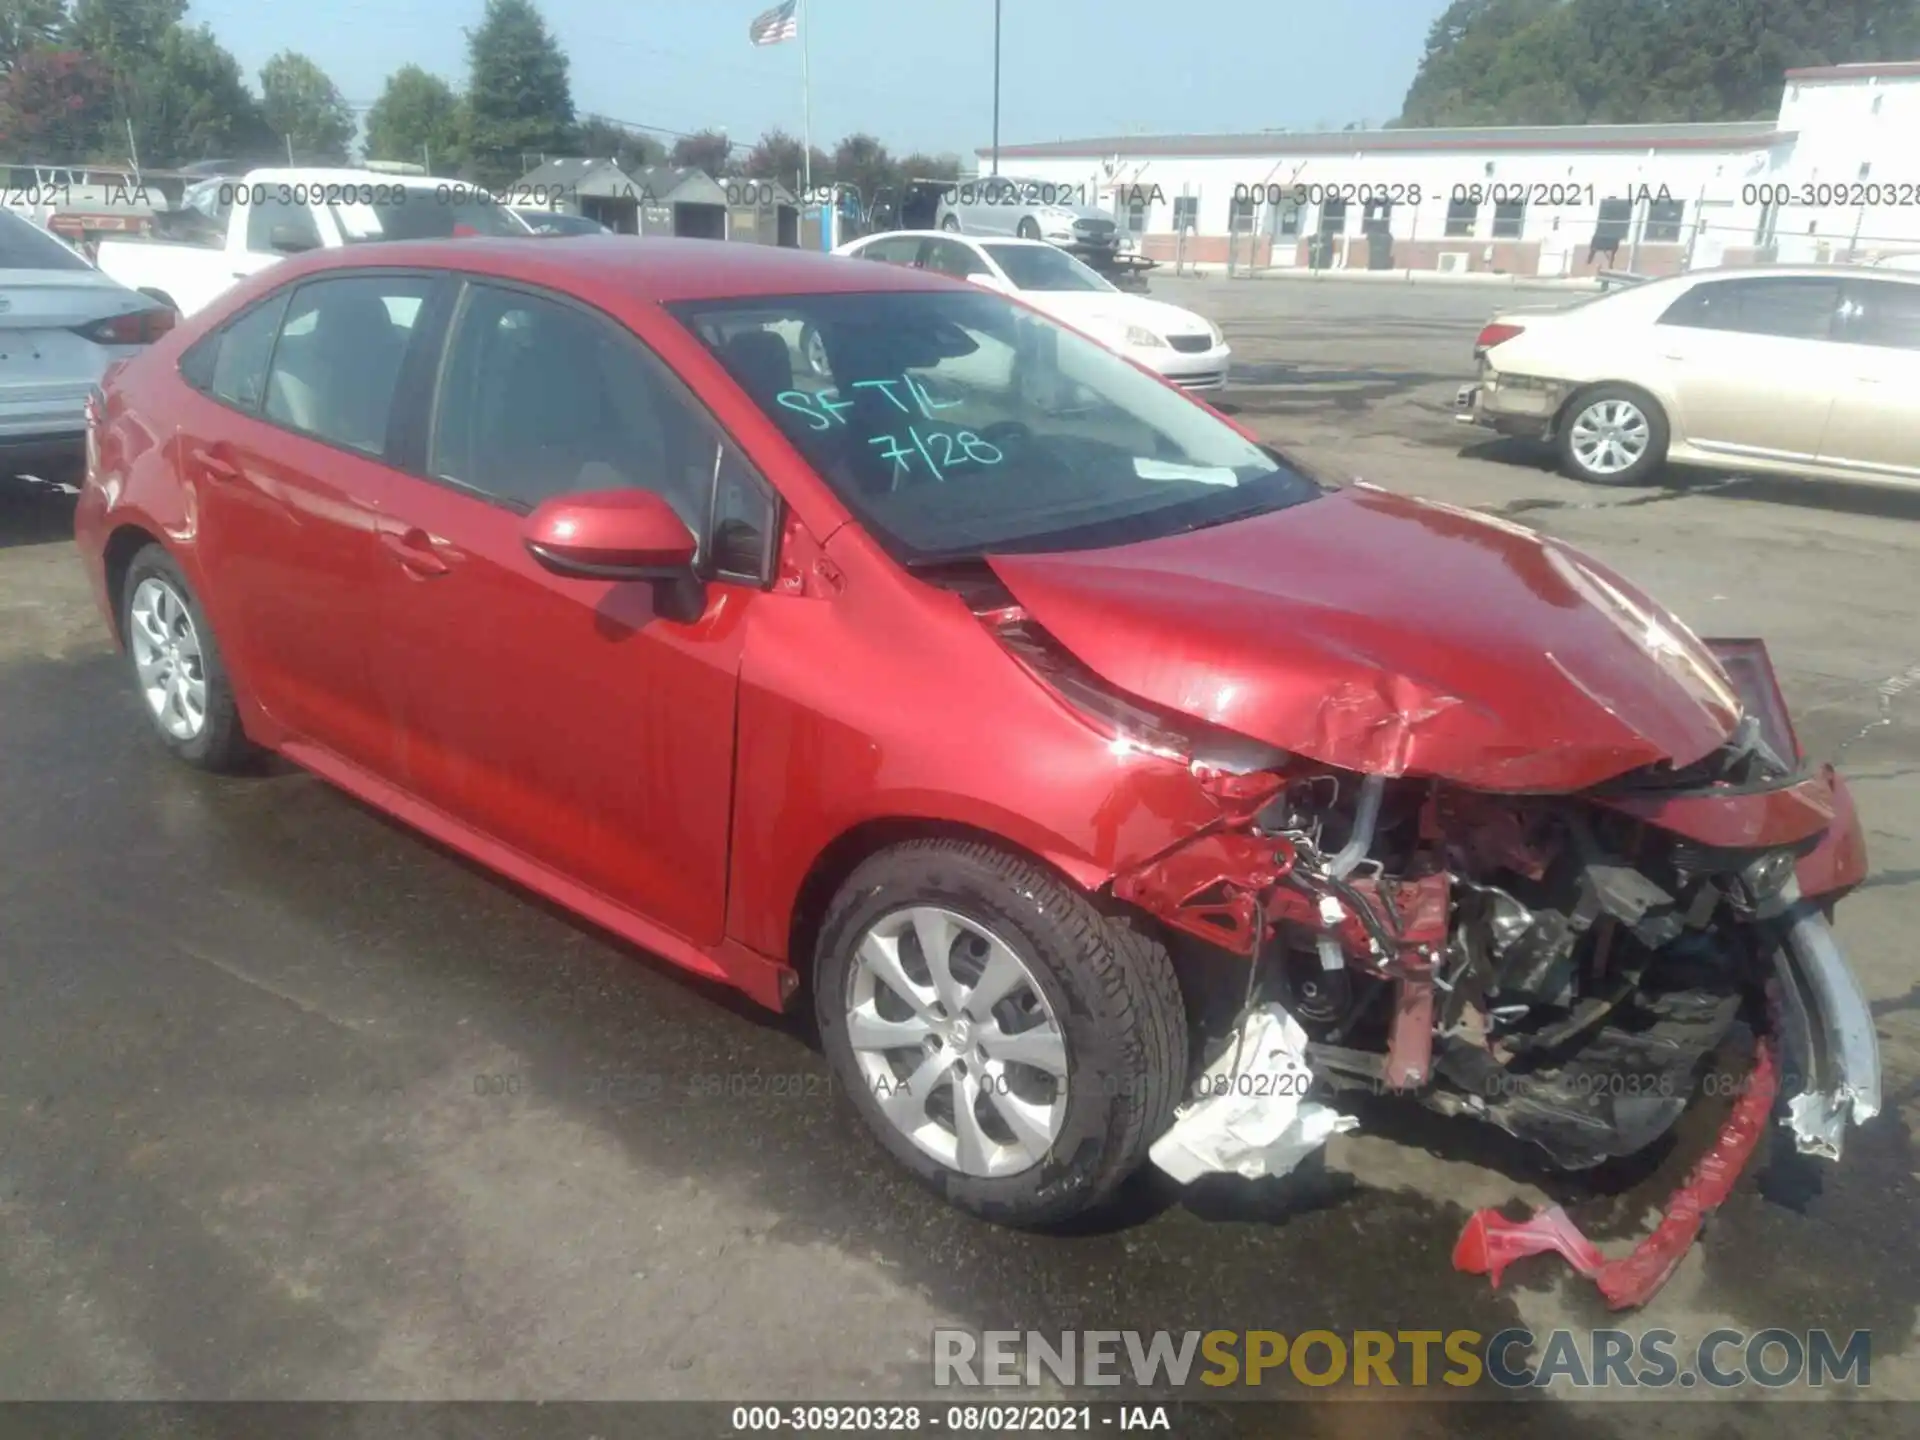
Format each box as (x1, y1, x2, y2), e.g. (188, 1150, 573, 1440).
(801, 0, 812, 196)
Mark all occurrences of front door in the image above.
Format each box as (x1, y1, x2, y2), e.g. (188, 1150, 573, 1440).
(367, 280, 777, 946)
(1650, 275, 1844, 462)
(183, 271, 445, 770)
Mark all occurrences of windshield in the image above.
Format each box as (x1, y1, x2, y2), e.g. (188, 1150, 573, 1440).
(670, 288, 1320, 562)
(983, 244, 1113, 293)
(330, 192, 528, 242)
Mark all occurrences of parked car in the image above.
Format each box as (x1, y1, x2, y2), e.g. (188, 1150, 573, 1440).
(515, 208, 614, 236)
(936, 175, 1120, 261)
(833, 231, 1228, 389)
(95, 167, 532, 319)
(77, 238, 1876, 1229)
(0, 207, 174, 482)
(1457, 264, 1920, 487)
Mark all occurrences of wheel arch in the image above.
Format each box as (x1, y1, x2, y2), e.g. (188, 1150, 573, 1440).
(101, 522, 168, 645)
(1552, 377, 1671, 441)
(784, 816, 1110, 998)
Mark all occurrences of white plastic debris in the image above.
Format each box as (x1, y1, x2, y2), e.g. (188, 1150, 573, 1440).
(1148, 1003, 1357, 1184)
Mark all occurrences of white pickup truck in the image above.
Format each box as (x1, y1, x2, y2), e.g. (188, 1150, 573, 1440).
(96, 167, 533, 317)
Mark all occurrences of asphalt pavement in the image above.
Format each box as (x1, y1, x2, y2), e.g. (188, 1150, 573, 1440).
(1, 276, 1915, 1433)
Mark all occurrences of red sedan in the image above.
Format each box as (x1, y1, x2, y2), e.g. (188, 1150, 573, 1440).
(76, 236, 1878, 1230)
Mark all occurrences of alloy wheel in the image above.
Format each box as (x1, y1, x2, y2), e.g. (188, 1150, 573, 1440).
(1569, 397, 1651, 477)
(844, 905, 1068, 1177)
(128, 577, 209, 740)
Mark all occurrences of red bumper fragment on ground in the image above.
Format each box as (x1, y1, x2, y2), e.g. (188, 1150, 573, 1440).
(1452, 1039, 1778, 1309)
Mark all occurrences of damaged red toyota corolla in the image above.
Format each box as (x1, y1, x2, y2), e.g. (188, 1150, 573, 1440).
(74, 240, 1878, 1295)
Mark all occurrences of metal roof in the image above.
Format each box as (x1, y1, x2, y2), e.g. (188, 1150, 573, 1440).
(979, 121, 1789, 160)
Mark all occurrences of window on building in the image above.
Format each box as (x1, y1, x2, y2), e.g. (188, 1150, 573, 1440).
(1594, 198, 1632, 249)
(1272, 197, 1303, 238)
(1317, 197, 1347, 235)
(1229, 192, 1256, 233)
(1644, 198, 1686, 245)
(1491, 198, 1525, 239)
(1361, 198, 1392, 236)
(1126, 193, 1147, 232)
(1444, 195, 1477, 237)
(1172, 194, 1198, 232)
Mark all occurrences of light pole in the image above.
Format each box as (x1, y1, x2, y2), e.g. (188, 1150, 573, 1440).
(991, 0, 1002, 176)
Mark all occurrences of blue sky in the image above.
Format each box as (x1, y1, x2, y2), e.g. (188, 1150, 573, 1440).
(193, 0, 1453, 157)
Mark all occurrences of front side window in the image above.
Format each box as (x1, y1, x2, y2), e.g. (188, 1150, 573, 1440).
(430, 284, 763, 566)
(858, 235, 924, 266)
(980, 244, 1111, 292)
(922, 239, 988, 279)
(1843, 279, 1920, 350)
(245, 196, 322, 255)
(263, 274, 437, 454)
(672, 288, 1322, 564)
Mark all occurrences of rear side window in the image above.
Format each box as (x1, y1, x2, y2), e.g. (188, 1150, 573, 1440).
(1658, 277, 1841, 340)
(262, 274, 437, 455)
(1843, 279, 1920, 350)
(179, 293, 291, 412)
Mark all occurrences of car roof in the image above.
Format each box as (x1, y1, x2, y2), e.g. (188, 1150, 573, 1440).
(853, 230, 1056, 250)
(1669, 262, 1920, 284)
(239, 166, 460, 189)
(260, 234, 962, 303)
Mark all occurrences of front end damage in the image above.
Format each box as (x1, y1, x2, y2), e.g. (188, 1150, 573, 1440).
(965, 490, 1878, 1304)
(1094, 664, 1877, 1301)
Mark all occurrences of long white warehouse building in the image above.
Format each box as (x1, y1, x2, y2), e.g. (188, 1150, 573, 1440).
(978, 61, 1920, 277)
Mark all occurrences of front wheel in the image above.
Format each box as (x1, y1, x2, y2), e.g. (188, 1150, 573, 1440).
(1557, 384, 1669, 486)
(1016, 217, 1042, 240)
(940, 214, 962, 232)
(814, 840, 1188, 1227)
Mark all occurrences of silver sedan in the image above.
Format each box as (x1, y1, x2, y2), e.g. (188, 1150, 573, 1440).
(0, 207, 174, 483)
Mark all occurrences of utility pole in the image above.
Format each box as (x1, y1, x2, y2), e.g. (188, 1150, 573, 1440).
(991, 0, 1002, 176)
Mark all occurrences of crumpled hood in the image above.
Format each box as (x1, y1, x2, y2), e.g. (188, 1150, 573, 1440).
(986, 485, 1742, 792)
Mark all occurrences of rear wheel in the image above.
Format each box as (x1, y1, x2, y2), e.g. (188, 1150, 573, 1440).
(940, 214, 962, 232)
(121, 546, 255, 771)
(1557, 384, 1669, 486)
(814, 840, 1187, 1226)
(1016, 218, 1042, 240)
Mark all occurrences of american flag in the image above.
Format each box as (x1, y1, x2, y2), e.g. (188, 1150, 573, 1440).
(748, 0, 798, 45)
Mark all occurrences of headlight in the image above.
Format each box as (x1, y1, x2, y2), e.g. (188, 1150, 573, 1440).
(1741, 848, 1799, 902)
(1124, 324, 1168, 348)
(1207, 320, 1223, 345)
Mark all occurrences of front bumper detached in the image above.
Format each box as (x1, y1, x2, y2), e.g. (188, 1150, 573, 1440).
(1770, 890, 1882, 1157)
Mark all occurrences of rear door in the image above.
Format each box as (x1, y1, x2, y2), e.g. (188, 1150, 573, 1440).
(180, 269, 450, 769)
(1651, 276, 1844, 462)
(1817, 277, 1920, 482)
(365, 279, 778, 946)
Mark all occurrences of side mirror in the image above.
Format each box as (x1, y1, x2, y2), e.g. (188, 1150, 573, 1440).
(269, 225, 318, 254)
(522, 489, 697, 582)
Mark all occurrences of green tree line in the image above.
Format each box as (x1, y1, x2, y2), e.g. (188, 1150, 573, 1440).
(0, 0, 962, 192)
(1397, 0, 1920, 126)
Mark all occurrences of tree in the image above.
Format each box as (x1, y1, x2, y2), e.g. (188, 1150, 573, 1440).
(0, 48, 116, 160)
(464, 0, 574, 184)
(68, 0, 182, 60)
(122, 22, 270, 166)
(260, 50, 353, 163)
(742, 127, 803, 185)
(669, 127, 733, 175)
(365, 64, 465, 170)
(0, 0, 68, 74)
(1396, 0, 1920, 126)
(575, 114, 664, 172)
(831, 132, 896, 204)
(897, 150, 960, 182)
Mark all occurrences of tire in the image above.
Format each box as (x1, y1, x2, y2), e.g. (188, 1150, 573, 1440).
(814, 839, 1188, 1227)
(798, 321, 830, 378)
(940, 214, 962, 232)
(1016, 217, 1042, 240)
(120, 545, 256, 772)
(1556, 384, 1669, 486)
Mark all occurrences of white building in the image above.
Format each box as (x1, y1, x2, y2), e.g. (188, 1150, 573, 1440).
(978, 61, 1920, 277)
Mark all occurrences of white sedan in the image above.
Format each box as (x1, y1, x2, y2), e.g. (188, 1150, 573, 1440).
(831, 230, 1231, 390)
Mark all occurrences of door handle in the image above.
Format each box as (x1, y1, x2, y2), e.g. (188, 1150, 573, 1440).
(188, 445, 239, 483)
(379, 526, 451, 577)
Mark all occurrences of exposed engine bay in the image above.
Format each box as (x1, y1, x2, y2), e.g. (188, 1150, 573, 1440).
(1114, 719, 1878, 1177)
